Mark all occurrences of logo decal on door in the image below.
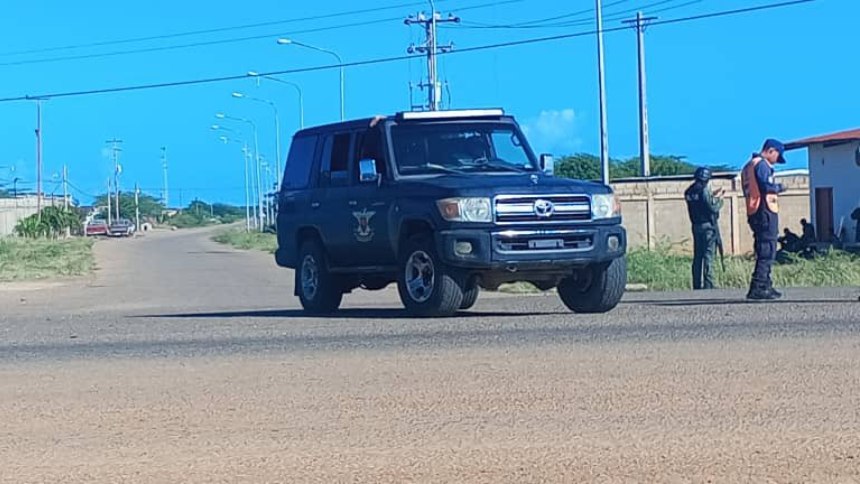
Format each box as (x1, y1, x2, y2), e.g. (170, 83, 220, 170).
(352, 208, 376, 243)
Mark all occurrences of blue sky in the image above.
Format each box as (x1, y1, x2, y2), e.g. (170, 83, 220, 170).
(0, 0, 853, 206)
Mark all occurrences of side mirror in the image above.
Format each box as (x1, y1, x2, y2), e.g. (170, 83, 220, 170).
(540, 153, 555, 176)
(359, 158, 379, 183)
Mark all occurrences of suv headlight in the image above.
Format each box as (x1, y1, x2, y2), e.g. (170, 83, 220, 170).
(437, 197, 492, 222)
(591, 194, 621, 220)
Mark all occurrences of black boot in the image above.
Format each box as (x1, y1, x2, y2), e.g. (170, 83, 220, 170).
(767, 287, 783, 299)
(747, 283, 778, 301)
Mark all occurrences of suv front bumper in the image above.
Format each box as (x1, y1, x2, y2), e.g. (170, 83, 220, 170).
(437, 225, 626, 271)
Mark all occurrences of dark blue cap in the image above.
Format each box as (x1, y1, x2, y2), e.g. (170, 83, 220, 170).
(762, 138, 787, 164)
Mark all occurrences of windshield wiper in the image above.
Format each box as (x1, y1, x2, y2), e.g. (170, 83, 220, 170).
(472, 158, 533, 173)
(424, 163, 468, 175)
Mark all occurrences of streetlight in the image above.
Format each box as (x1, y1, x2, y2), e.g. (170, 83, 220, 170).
(233, 91, 283, 191)
(214, 113, 264, 231)
(277, 38, 344, 121)
(247, 71, 305, 129)
(212, 122, 254, 231)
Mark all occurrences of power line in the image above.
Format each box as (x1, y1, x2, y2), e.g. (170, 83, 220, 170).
(0, 0, 452, 59)
(0, 0, 522, 68)
(453, 0, 695, 29)
(66, 180, 99, 198)
(0, 0, 816, 104)
(501, 0, 631, 27)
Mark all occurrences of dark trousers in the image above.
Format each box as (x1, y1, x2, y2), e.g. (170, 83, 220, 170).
(749, 209, 779, 289)
(692, 224, 717, 290)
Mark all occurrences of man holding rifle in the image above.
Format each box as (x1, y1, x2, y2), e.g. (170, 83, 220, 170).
(685, 167, 725, 290)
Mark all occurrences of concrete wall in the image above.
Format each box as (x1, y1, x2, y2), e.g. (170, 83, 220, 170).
(0, 196, 68, 236)
(611, 173, 810, 255)
(808, 142, 860, 243)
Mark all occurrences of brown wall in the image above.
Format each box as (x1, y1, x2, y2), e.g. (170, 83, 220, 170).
(611, 174, 810, 255)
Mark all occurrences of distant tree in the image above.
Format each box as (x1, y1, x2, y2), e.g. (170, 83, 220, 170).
(556, 153, 734, 181)
(555, 153, 602, 181)
(212, 203, 245, 218)
(93, 192, 164, 221)
(165, 200, 246, 228)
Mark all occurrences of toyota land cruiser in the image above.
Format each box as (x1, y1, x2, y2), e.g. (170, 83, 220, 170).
(276, 109, 627, 317)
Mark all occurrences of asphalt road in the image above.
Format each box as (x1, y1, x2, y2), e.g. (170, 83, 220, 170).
(1, 228, 859, 483)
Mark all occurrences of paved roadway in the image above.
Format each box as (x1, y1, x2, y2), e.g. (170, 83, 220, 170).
(1, 228, 859, 483)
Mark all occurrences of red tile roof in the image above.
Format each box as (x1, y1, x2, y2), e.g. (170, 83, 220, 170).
(786, 128, 860, 150)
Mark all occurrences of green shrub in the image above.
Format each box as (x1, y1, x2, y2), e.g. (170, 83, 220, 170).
(212, 229, 277, 253)
(15, 207, 81, 239)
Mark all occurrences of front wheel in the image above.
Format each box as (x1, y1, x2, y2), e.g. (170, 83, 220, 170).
(397, 236, 464, 317)
(459, 279, 480, 310)
(296, 240, 343, 314)
(558, 257, 627, 314)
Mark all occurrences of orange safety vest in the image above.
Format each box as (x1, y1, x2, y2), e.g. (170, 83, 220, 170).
(741, 157, 779, 215)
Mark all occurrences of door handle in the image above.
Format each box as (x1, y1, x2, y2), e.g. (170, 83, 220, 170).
(348, 200, 358, 206)
(311, 202, 321, 209)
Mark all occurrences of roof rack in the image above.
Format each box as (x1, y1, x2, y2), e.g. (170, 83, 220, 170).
(396, 108, 505, 121)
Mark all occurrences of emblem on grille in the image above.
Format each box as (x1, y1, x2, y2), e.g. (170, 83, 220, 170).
(533, 199, 554, 218)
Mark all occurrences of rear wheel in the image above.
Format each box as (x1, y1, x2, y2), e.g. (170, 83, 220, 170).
(397, 236, 464, 317)
(296, 240, 343, 314)
(558, 257, 627, 314)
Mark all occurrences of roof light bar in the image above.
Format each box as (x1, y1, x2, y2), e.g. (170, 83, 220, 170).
(397, 108, 505, 121)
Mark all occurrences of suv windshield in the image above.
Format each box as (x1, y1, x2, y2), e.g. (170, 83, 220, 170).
(391, 122, 538, 176)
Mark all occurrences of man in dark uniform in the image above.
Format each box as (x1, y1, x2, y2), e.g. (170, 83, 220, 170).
(741, 139, 787, 300)
(685, 167, 724, 290)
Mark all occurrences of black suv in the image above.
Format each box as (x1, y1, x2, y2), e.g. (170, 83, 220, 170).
(276, 109, 627, 317)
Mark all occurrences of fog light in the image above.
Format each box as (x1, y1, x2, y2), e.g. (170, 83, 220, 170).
(607, 235, 621, 252)
(454, 241, 473, 256)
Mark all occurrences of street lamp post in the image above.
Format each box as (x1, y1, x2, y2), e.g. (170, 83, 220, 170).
(247, 71, 305, 130)
(216, 113, 265, 231)
(277, 38, 344, 121)
(212, 123, 252, 232)
(233, 91, 283, 191)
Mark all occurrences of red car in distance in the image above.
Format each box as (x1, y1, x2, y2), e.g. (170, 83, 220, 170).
(85, 219, 109, 237)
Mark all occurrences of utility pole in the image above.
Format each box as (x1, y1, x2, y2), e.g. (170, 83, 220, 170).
(106, 139, 123, 221)
(595, 0, 611, 185)
(161, 147, 169, 209)
(35, 100, 43, 213)
(134, 183, 141, 237)
(623, 12, 657, 178)
(62, 165, 69, 210)
(406, 3, 460, 111)
(106, 178, 113, 226)
(242, 144, 251, 232)
(63, 165, 70, 237)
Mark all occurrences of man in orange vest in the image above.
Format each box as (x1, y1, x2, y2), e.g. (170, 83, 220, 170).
(741, 139, 787, 300)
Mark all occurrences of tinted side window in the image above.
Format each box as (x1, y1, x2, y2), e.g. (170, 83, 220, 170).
(355, 127, 387, 181)
(320, 133, 353, 187)
(282, 135, 318, 189)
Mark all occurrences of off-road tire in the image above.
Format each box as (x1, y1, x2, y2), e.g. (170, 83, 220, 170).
(558, 257, 627, 314)
(296, 240, 343, 314)
(397, 236, 464, 317)
(459, 280, 480, 310)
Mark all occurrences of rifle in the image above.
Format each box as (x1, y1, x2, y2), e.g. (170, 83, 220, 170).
(714, 219, 726, 271)
(709, 187, 726, 271)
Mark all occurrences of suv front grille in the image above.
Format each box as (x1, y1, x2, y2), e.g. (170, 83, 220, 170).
(495, 194, 591, 224)
(495, 230, 594, 253)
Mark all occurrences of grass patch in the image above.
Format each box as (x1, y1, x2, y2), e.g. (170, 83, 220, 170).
(213, 229, 277, 254)
(627, 248, 860, 291)
(0, 237, 94, 282)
